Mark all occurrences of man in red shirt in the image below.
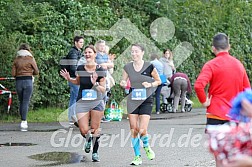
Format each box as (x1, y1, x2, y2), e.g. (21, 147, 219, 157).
(194, 33, 250, 126)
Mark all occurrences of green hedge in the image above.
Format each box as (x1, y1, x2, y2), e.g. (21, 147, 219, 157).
(0, 0, 251, 113)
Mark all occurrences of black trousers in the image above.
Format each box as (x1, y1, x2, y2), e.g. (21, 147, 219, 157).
(206, 118, 229, 125)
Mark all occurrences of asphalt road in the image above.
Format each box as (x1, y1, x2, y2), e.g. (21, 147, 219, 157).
(0, 108, 215, 167)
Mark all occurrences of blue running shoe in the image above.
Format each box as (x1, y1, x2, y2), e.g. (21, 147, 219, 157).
(84, 133, 92, 153)
(92, 153, 100, 162)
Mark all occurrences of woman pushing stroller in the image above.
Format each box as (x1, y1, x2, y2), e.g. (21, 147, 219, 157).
(169, 72, 192, 113)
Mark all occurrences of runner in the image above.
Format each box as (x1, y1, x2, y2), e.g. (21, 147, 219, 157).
(194, 33, 251, 167)
(60, 45, 106, 162)
(120, 44, 161, 165)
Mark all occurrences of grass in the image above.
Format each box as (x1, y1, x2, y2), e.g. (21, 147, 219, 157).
(0, 108, 66, 123)
(0, 96, 203, 123)
(27, 108, 66, 122)
(190, 96, 202, 108)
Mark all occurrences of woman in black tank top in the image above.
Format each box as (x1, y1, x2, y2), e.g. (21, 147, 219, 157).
(120, 44, 161, 165)
(60, 45, 106, 162)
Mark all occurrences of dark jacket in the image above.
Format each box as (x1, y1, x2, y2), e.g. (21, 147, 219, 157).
(68, 46, 82, 78)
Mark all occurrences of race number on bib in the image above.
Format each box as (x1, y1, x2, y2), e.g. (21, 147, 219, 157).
(82, 89, 97, 100)
(131, 88, 147, 100)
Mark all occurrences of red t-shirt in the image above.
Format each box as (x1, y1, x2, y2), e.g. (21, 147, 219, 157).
(194, 51, 251, 120)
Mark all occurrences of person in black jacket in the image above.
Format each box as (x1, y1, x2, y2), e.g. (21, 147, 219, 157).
(67, 36, 84, 125)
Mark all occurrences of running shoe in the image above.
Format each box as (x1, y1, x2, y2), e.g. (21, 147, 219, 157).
(100, 117, 110, 123)
(20, 121, 28, 131)
(130, 155, 142, 166)
(92, 153, 100, 162)
(84, 134, 92, 153)
(71, 116, 79, 127)
(144, 146, 155, 160)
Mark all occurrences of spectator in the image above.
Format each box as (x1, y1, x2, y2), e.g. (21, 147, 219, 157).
(150, 54, 164, 114)
(159, 49, 173, 80)
(11, 43, 39, 131)
(159, 49, 174, 104)
(169, 72, 192, 113)
(95, 40, 114, 70)
(104, 45, 115, 89)
(105, 45, 116, 75)
(95, 40, 114, 122)
(67, 36, 84, 125)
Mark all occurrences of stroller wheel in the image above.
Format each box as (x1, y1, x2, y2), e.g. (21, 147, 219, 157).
(160, 103, 168, 113)
(167, 103, 173, 112)
(185, 104, 192, 112)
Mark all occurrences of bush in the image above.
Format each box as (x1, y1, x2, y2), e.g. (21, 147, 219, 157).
(0, 0, 251, 114)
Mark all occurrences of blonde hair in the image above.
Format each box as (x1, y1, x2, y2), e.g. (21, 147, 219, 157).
(105, 45, 110, 54)
(95, 40, 106, 52)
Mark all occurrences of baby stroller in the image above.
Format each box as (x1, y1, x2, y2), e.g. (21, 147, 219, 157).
(160, 92, 193, 113)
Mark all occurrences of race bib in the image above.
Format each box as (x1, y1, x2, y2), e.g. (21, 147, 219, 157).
(131, 88, 147, 100)
(82, 89, 97, 100)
